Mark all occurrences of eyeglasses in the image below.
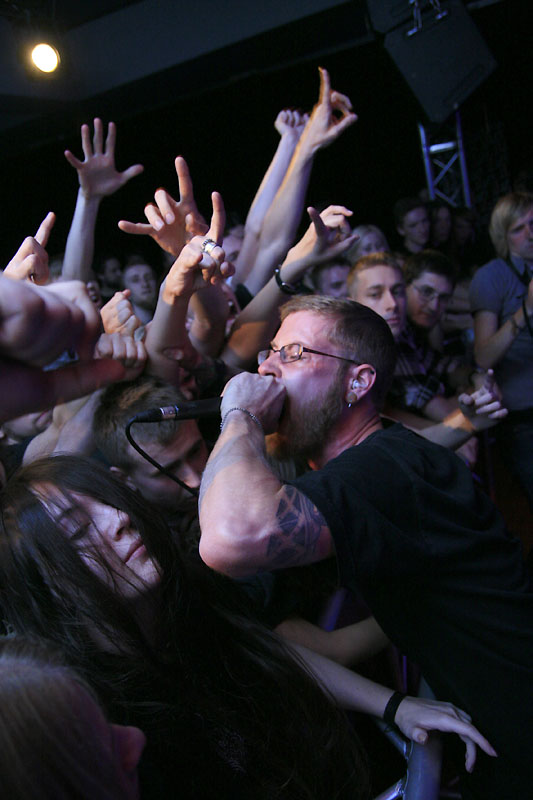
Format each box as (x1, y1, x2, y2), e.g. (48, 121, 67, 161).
(257, 342, 359, 366)
(411, 284, 452, 305)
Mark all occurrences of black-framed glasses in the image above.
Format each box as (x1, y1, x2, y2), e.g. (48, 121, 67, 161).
(411, 284, 452, 305)
(257, 342, 359, 366)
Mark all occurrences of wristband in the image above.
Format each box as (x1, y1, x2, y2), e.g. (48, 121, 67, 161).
(274, 267, 299, 295)
(383, 691, 406, 726)
(220, 407, 264, 433)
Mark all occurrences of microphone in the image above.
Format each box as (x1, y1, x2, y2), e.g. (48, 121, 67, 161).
(130, 397, 222, 423)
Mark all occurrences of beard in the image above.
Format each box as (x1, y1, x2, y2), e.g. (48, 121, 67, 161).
(266, 369, 346, 462)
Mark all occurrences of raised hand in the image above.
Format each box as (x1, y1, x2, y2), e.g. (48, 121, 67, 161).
(100, 290, 142, 337)
(4, 212, 55, 284)
(274, 109, 309, 139)
(299, 67, 357, 155)
(162, 191, 234, 300)
(284, 205, 357, 269)
(94, 331, 147, 382)
(458, 369, 508, 431)
(64, 118, 143, 199)
(118, 156, 208, 257)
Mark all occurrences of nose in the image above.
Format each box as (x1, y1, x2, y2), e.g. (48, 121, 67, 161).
(179, 462, 202, 489)
(427, 295, 440, 312)
(111, 509, 131, 539)
(258, 351, 281, 377)
(384, 290, 398, 313)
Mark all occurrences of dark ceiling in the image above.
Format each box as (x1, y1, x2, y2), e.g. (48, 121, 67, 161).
(0, 0, 528, 268)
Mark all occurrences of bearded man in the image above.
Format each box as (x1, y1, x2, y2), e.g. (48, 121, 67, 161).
(199, 295, 533, 800)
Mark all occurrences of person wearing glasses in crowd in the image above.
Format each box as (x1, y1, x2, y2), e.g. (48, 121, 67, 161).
(385, 250, 471, 428)
(199, 293, 533, 800)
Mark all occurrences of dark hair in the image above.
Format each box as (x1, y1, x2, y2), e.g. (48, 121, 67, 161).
(93, 376, 190, 472)
(393, 196, 427, 229)
(93, 253, 122, 277)
(280, 295, 397, 409)
(403, 249, 456, 287)
(310, 257, 351, 291)
(0, 456, 367, 799)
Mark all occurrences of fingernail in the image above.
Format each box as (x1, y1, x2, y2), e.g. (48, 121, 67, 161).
(154, 220, 164, 231)
(165, 214, 175, 224)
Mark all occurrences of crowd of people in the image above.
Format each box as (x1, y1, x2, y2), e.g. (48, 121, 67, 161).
(1, 66, 532, 799)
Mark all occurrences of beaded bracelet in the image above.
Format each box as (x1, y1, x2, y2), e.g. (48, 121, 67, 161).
(220, 407, 264, 433)
(274, 267, 299, 295)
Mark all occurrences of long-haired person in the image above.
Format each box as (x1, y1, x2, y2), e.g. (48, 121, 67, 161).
(0, 456, 493, 798)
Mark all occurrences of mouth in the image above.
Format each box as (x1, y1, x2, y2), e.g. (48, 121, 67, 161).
(125, 540, 146, 564)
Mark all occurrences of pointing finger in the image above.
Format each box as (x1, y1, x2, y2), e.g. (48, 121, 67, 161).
(34, 211, 56, 247)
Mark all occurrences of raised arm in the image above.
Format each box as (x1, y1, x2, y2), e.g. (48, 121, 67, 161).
(118, 155, 208, 260)
(143, 192, 232, 383)
(0, 277, 126, 422)
(119, 156, 229, 356)
(4, 212, 55, 284)
(242, 68, 357, 296)
(222, 205, 357, 370)
(199, 370, 334, 576)
(233, 109, 307, 286)
(62, 119, 143, 282)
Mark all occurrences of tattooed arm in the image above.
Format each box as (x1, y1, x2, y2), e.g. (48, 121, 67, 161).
(199, 373, 334, 577)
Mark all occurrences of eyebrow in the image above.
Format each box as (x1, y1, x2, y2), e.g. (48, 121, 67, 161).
(148, 441, 203, 477)
(149, 458, 182, 478)
(366, 282, 404, 290)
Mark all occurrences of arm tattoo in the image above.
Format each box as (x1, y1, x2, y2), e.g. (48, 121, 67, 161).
(266, 485, 327, 568)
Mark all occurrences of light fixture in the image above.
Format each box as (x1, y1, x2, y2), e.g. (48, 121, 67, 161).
(30, 42, 60, 73)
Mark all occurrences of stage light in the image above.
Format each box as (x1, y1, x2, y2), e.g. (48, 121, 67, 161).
(30, 43, 60, 73)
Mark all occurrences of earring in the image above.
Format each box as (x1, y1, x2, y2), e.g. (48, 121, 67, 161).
(346, 390, 357, 407)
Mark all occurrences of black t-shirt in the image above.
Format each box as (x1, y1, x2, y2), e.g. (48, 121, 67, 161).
(292, 423, 533, 799)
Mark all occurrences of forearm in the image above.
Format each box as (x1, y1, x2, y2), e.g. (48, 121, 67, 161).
(246, 133, 300, 235)
(290, 642, 394, 715)
(474, 308, 530, 368)
(276, 616, 389, 667)
(222, 258, 314, 370)
(188, 285, 228, 357)
(61, 191, 100, 282)
(244, 154, 314, 295)
(415, 407, 475, 450)
(143, 286, 191, 383)
(199, 413, 283, 576)
(422, 394, 459, 422)
(235, 133, 299, 285)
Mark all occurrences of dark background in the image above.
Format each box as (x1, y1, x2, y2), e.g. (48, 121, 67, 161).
(0, 1, 529, 268)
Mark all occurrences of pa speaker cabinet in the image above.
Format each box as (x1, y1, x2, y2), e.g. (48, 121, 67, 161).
(384, 0, 496, 123)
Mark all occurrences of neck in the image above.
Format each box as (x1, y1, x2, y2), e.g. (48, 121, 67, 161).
(308, 400, 382, 470)
(405, 240, 424, 254)
(131, 302, 154, 325)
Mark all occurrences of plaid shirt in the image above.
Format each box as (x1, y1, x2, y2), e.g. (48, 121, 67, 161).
(389, 322, 454, 411)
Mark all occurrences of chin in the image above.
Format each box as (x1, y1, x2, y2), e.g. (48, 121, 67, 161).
(265, 432, 292, 461)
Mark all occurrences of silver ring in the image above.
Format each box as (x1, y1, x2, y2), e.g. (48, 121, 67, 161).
(201, 238, 218, 255)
